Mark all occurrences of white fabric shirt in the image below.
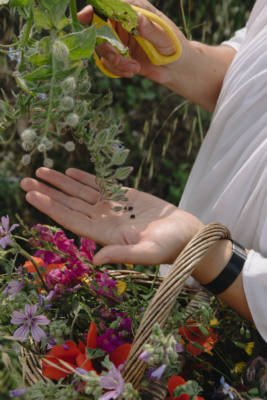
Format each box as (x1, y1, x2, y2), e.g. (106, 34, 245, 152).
(161, 0, 267, 342)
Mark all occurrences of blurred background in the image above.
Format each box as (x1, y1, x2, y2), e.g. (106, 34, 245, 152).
(0, 0, 254, 397)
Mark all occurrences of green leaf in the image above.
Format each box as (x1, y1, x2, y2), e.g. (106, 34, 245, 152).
(25, 51, 51, 66)
(23, 66, 53, 82)
(55, 65, 80, 80)
(14, 75, 37, 97)
(34, 0, 70, 32)
(34, 3, 53, 33)
(88, 0, 139, 35)
(173, 381, 203, 400)
(72, 300, 80, 313)
(6, 260, 14, 280)
(58, 25, 96, 61)
(10, 0, 29, 6)
(96, 25, 128, 56)
(85, 348, 105, 360)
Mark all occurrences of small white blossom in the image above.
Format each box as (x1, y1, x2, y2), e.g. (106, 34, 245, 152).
(21, 154, 31, 165)
(43, 158, 54, 168)
(65, 141, 75, 152)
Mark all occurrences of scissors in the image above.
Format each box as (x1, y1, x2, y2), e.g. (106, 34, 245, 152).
(91, 5, 182, 78)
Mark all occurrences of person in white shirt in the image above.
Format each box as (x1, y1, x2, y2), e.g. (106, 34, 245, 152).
(20, 0, 267, 342)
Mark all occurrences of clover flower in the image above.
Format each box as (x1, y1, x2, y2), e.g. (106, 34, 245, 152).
(0, 215, 19, 248)
(11, 304, 50, 342)
(99, 363, 125, 400)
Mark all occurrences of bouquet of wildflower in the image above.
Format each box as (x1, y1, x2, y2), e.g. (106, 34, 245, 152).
(1, 214, 267, 400)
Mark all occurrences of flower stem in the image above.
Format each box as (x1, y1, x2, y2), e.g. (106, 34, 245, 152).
(21, 16, 33, 71)
(69, 0, 79, 24)
(1, 120, 17, 145)
(19, 248, 49, 292)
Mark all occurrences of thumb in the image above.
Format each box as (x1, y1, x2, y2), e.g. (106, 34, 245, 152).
(93, 243, 160, 266)
(137, 12, 177, 56)
(77, 5, 94, 24)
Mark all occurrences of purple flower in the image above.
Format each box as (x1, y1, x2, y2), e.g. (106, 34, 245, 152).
(119, 317, 132, 333)
(11, 304, 50, 342)
(45, 304, 52, 311)
(27, 271, 33, 279)
(220, 377, 234, 399)
(0, 215, 19, 249)
(97, 329, 124, 354)
(46, 290, 56, 301)
(91, 273, 120, 303)
(34, 250, 66, 268)
(17, 265, 25, 282)
(32, 224, 53, 242)
(66, 258, 91, 279)
(65, 284, 81, 293)
(99, 363, 125, 400)
(138, 351, 150, 363)
(47, 335, 57, 350)
(38, 294, 45, 306)
(53, 231, 78, 256)
(76, 367, 88, 375)
(9, 389, 26, 397)
(150, 364, 166, 381)
(5, 281, 25, 300)
(80, 237, 96, 262)
(176, 343, 184, 353)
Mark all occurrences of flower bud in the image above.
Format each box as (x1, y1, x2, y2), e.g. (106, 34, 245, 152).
(61, 77, 76, 94)
(22, 140, 33, 151)
(95, 129, 109, 146)
(21, 154, 31, 165)
(53, 41, 69, 64)
(28, 237, 42, 247)
(65, 113, 79, 127)
(246, 329, 251, 339)
(60, 96, 74, 110)
(112, 149, 129, 165)
(116, 167, 133, 180)
(44, 158, 54, 168)
(103, 92, 113, 105)
(0, 103, 6, 118)
(79, 81, 91, 94)
(65, 141, 75, 152)
(240, 326, 245, 335)
(76, 101, 87, 117)
(104, 107, 112, 121)
(21, 129, 36, 142)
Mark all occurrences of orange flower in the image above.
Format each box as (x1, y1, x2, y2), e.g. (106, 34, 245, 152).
(24, 257, 65, 275)
(178, 321, 218, 357)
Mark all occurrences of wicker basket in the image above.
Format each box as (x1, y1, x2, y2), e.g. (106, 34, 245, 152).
(21, 222, 230, 399)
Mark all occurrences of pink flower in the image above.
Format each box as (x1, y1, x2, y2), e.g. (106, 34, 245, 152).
(0, 215, 19, 249)
(31, 224, 53, 242)
(11, 304, 50, 342)
(100, 363, 125, 400)
(53, 231, 78, 256)
(34, 250, 66, 268)
(80, 237, 96, 262)
(90, 273, 120, 303)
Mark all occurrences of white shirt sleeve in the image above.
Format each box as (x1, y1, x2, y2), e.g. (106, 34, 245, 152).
(243, 250, 267, 342)
(221, 27, 247, 52)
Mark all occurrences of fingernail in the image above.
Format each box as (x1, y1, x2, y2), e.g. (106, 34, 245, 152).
(128, 63, 139, 73)
(106, 53, 116, 63)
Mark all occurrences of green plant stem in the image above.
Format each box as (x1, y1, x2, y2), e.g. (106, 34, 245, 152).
(43, 53, 56, 137)
(11, 235, 29, 243)
(21, 16, 33, 71)
(69, 0, 79, 24)
(19, 248, 48, 292)
(149, 264, 160, 292)
(1, 120, 17, 145)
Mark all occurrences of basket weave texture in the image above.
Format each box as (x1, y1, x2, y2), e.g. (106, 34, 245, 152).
(22, 222, 230, 399)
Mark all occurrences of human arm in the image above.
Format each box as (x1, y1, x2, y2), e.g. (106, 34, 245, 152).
(78, 0, 236, 113)
(20, 168, 252, 322)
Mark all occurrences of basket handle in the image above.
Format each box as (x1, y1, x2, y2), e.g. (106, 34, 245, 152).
(122, 222, 231, 388)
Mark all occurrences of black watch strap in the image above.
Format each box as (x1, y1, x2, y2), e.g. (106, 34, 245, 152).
(201, 239, 247, 295)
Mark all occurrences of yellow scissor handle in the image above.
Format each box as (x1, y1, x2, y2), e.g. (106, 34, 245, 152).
(92, 5, 182, 78)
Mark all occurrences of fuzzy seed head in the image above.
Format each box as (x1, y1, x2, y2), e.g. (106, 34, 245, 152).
(65, 113, 79, 128)
(61, 77, 76, 94)
(65, 141, 75, 152)
(53, 41, 69, 63)
(21, 154, 31, 165)
(79, 81, 91, 94)
(21, 129, 36, 142)
(37, 143, 46, 152)
(60, 96, 74, 110)
(44, 158, 54, 168)
(22, 140, 33, 151)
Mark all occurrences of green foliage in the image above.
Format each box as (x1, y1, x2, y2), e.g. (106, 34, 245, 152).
(173, 381, 203, 400)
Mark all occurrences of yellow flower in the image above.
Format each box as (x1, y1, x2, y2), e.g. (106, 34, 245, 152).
(124, 264, 133, 269)
(116, 281, 127, 295)
(245, 342, 254, 355)
(83, 277, 91, 286)
(218, 298, 228, 308)
(234, 362, 246, 374)
(209, 318, 219, 327)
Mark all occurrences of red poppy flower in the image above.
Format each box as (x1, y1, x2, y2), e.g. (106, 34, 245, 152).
(24, 257, 65, 275)
(42, 322, 132, 380)
(167, 376, 205, 400)
(178, 321, 218, 357)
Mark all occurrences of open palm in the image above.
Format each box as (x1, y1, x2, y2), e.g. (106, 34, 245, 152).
(20, 168, 203, 266)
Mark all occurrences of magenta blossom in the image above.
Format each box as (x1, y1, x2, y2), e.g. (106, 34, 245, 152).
(28, 237, 42, 248)
(0, 215, 19, 249)
(53, 231, 78, 256)
(45, 269, 68, 287)
(11, 304, 50, 342)
(4, 281, 25, 300)
(100, 363, 125, 400)
(32, 224, 53, 242)
(80, 237, 96, 261)
(90, 273, 120, 303)
(34, 250, 66, 268)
